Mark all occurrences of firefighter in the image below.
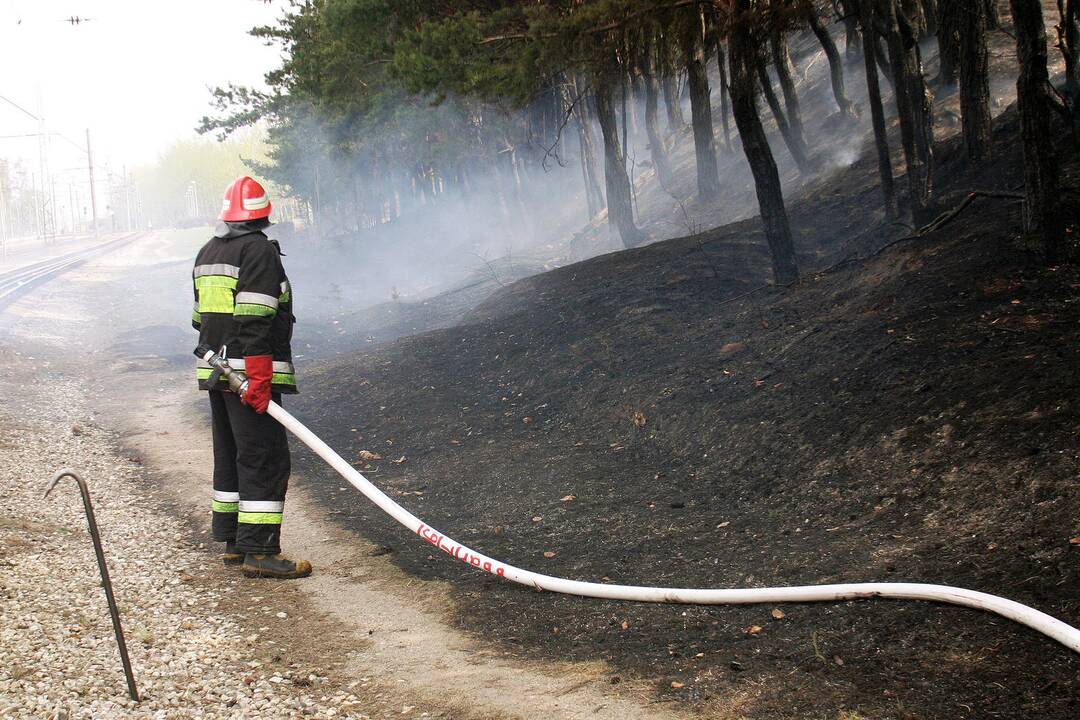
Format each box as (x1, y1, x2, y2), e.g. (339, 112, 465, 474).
(191, 176, 311, 579)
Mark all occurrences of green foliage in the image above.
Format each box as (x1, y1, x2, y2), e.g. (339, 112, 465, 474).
(196, 0, 733, 214)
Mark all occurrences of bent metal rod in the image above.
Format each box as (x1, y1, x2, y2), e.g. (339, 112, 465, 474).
(195, 346, 1080, 655)
(45, 469, 140, 702)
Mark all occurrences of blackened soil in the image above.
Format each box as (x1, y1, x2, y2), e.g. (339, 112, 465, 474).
(293, 107, 1080, 719)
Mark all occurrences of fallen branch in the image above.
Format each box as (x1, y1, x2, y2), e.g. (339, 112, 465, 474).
(815, 190, 1025, 277)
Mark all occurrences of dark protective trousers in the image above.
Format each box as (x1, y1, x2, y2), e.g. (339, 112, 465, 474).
(209, 390, 290, 554)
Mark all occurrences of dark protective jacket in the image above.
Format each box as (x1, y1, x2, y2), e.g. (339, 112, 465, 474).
(192, 222, 297, 394)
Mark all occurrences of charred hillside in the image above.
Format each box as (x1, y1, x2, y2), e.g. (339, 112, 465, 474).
(292, 105, 1080, 718)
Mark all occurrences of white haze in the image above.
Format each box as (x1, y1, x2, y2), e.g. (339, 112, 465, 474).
(0, 1, 278, 175)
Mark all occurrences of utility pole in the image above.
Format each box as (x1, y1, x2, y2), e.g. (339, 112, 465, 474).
(0, 162, 7, 260)
(36, 91, 56, 244)
(123, 166, 132, 230)
(86, 128, 98, 236)
(68, 184, 78, 233)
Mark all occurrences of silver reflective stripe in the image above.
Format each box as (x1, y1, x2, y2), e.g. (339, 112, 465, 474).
(193, 301, 200, 312)
(194, 263, 240, 278)
(280, 280, 291, 293)
(242, 193, 269, 210)
(213, 491, 240, 503)
(196, 358, 295, 373)
(235, 291, 279, 309)
(239, 500, 285, 513)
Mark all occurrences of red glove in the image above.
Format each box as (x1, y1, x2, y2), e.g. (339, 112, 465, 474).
(241, 355, 273, 414)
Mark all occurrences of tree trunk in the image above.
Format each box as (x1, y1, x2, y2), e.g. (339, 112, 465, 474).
(921, 0, 939, 35)
(806, 3, 856, 119)
(662, 73, 687, 133)
(872, 31, 894, 87)
(1009, 0, 1064, 261)
(716, 41, 734, 151)
(860, 0, 897, 217)
(684, 8, 722, 201)
(621, 77, 629, 161)
(839, 0, 863, 60)
(570, 75, 606, 218)
(958, 0, 992, 161)
(1059, 0, 1080, 104)
(908, 0, 931, 36)
(730, 0, 799, 285)
(642, 38, 675, 189)
(594, 75, 646, 248)
(882, 0, 934, 220)
(936, 1, 961, 86)
(628, 73, 644, 145)
(757, 59, 814, 174)
(770, 24, 808, 155)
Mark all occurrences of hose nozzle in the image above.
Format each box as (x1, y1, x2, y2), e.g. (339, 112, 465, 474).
(193, 345, 249, 395)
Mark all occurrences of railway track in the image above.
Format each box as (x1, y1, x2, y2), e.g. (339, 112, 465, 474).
(0, 232, 146, 310)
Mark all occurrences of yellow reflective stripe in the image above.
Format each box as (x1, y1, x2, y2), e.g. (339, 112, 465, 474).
(197, 369, 297, 386)
(195, 282, 235, 314)
(191, 310, 201, 324)
(238, 512, 282, 525)
(279, 291, 291, 303)
(234, 303, 277, 317)
(212, 500, 239, 513)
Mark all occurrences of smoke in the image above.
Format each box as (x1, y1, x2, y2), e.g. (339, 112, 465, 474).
(273, 111, 590, 339)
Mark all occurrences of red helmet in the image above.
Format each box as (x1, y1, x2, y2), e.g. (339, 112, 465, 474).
(219, 176, 272, 222)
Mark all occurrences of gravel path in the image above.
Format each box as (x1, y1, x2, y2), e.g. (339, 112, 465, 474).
(0, 372, 421, 719)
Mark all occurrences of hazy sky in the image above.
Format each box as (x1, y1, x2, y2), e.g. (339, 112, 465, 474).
(0, 0, 281, 176)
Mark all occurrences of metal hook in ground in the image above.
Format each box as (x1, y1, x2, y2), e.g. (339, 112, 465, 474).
(45, 467, 140, 703)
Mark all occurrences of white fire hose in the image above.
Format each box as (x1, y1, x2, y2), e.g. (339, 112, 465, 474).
(197, 347, 1080, 655)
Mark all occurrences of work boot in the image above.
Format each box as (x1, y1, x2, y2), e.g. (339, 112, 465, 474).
(242, 553, 313, 579)
(223, 541, 244, 567)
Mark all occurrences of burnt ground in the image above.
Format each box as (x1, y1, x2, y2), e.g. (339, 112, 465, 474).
(291, 105, 1080, 719)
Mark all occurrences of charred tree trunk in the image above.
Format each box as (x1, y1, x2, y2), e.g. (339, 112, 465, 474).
(570, 75, 606, 218)
(860, 0, 897, 217)
(621, 78, 629, 162)
(806, 2, 856, 119)
(936, 1, 961, 86)
(662, 73, 687, 133)
(921, 0, 939, 35)
(1010, 0, 1064, 261)
(1058, 0, 1080, 104)
(628, 72, 644, 144)
(958, 0, 992, 160)
(770, 24, 808, 155)
(642, 39, 675, 189)
(594, 74, 646, 248)
(716, 41, 734, 151)
(684, 9, 722, 201)
(757, 58, 814, 174)
(730, 1, 799, 285)
(908, 0, 931, 36)
(839, 0, 863, 60)
(872, 30, 894, 87)
(504, 139, 531, 236)
(882, 0, 934, 220)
